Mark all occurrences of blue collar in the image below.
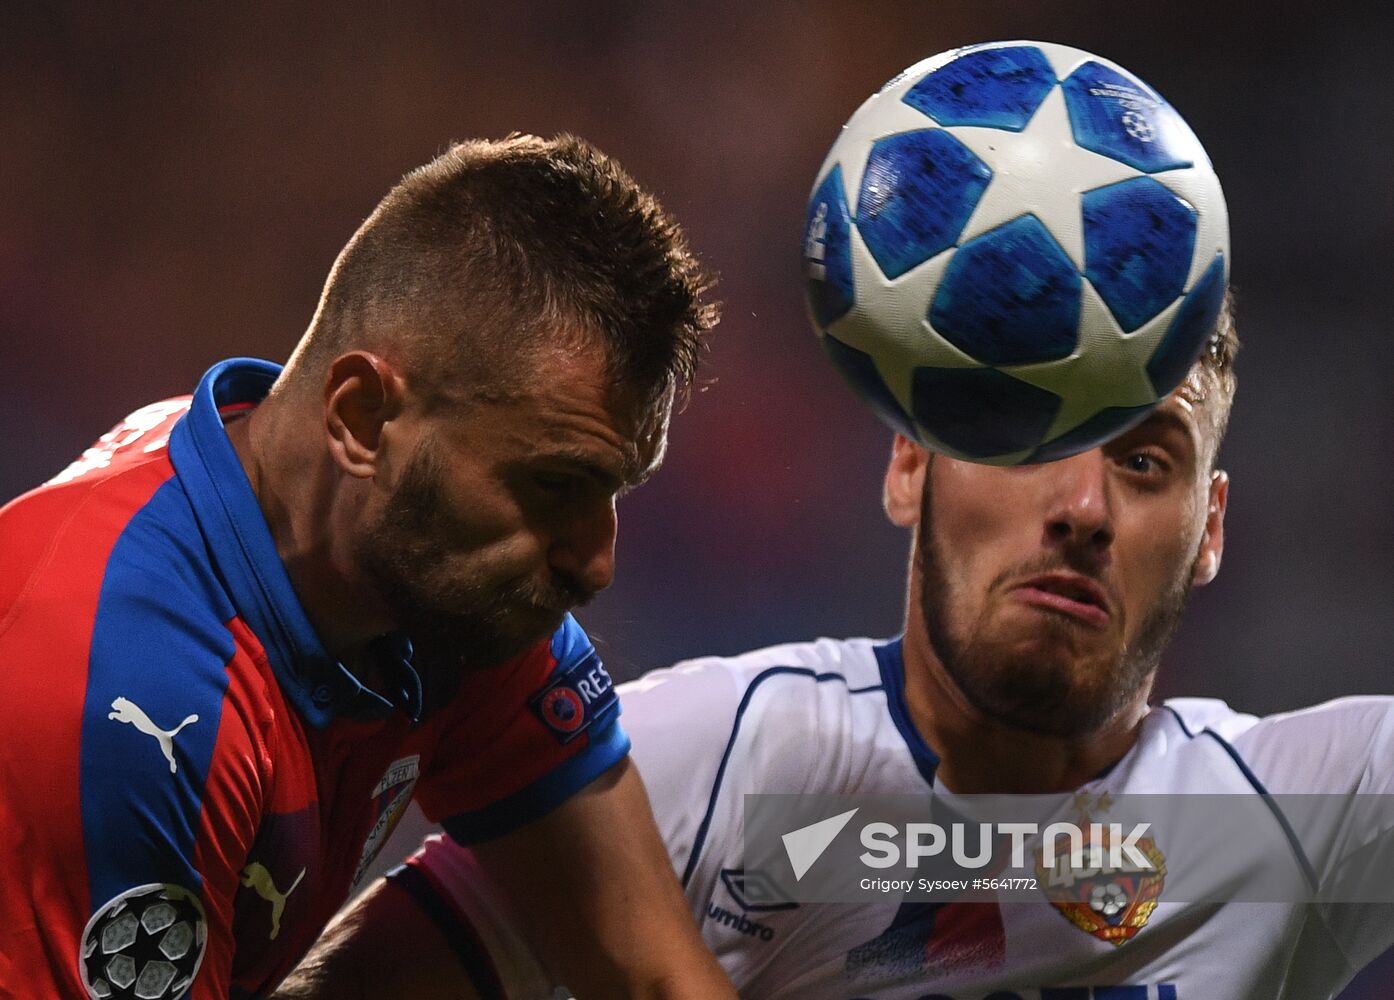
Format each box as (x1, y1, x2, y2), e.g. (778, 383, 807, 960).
(168, 357, 422, 728)
(873, 636, 941, 787)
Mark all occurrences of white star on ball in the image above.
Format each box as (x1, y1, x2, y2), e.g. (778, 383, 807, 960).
(1003, 279, 1181, 440)
(826, 222, 980, 407)
(944, 86, 1144, 272)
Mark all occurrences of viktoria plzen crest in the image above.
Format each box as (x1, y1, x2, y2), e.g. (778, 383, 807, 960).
(1036, 794, 1166, 946)
(353, 755, 420, 886)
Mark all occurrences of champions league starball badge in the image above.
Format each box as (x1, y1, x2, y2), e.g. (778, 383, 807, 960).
(79, 883, 207, 999)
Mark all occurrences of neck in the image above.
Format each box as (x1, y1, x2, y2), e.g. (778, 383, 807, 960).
(224, 395, 396, 668)
(899, 579, 1149, 795)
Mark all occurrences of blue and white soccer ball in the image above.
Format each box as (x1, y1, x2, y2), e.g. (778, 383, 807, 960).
(802, 41, 1229, 464)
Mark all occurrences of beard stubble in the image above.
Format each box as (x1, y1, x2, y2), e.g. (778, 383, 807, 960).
(354, 441, 590, 676)
(915, 470, 1194, 738)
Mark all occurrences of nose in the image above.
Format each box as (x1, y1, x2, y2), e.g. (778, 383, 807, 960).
(547, 501, 618, 599)
(1042, 450, 1114, 555)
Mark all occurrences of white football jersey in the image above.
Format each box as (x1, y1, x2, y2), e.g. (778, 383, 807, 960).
(412, 637, 1394, 1000)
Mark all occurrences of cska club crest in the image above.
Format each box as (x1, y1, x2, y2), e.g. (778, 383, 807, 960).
(1036, 793, 1166, 947)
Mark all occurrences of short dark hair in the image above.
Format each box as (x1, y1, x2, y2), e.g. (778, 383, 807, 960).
(1193, 287, 1240, 454)
(292, 134, 719, 408)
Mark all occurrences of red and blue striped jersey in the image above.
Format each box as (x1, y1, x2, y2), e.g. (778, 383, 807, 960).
(0, 358, 628, 999)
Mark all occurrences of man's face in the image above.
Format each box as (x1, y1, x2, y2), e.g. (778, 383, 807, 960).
(893, 390, 1228, 737)
(355, 345, 667, 671)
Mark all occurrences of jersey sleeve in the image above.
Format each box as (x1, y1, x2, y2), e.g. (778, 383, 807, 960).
(375, 657, 749, 998)
(1230, 696, 1394, 976)
(414, 614, 631, 844)
(0, 585, 268, 1000)
(610, 656, 752, 871)
(392, 835, 567, 999)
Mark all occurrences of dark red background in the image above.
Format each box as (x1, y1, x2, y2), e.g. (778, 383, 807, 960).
(5, 4, 1391, 992)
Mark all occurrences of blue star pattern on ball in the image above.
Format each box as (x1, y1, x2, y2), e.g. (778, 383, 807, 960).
(902, 44, 1056, 131)
(1082, 177, 1197, 333)
(857, 130, 990, 280)
(801, 40, 1229, 464)
(931, 215, 1082, 366)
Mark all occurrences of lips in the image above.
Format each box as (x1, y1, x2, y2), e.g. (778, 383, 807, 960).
(1010, 572, 1111, 628)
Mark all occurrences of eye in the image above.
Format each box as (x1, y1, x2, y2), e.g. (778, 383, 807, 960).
(1121, 451, 1168, 476)
(532, 472, 580, 495)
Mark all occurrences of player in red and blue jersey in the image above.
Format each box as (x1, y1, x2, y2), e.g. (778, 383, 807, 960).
(0, 135, 734, 1000)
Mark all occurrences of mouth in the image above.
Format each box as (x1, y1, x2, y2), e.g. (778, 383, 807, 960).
(1010, 573, 1111, 629)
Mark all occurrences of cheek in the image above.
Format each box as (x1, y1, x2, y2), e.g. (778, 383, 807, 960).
(1117, 495, 1203, 609)
(932, 470, 1033, 573)
(442, 490, 558, 572)
(429, 471, 530, 546)
(433, 520, 540, 576)
(924, 484, 1022, 620)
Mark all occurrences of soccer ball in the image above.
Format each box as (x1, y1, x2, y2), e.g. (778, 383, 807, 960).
(802, 41, 1229, 464)
(1090, 881, 1130, 920)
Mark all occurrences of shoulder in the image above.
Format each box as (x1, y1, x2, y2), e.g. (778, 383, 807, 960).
(620, 636, 886, 748)
(0, 397, 188, 548)
(0, 438, 181, 621)
(620, 637, 892, 804)
(612, 637, 892, 883)
(1156, 695, 1394, 794)
(1228, 696, 1394, 794)
(624, 635, 885, 710)
(0, 414, 243, 739)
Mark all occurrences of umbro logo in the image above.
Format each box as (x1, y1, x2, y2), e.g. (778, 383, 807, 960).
(719, 869, 798, 913)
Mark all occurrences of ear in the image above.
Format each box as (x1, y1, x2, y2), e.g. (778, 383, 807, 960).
(1191, 469, 1229, 587)
(883, 435, 930, 528)
(323, 352, 406, 479)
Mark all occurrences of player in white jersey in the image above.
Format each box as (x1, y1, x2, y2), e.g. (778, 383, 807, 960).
(274, 303, 1394, 999)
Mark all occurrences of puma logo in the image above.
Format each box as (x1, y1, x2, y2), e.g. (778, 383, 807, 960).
(240, 862, 306, 940)
(108, 696, 198, 774)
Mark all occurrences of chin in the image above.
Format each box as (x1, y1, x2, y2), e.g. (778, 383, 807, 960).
(953, 639, 1135, 739)
(493, 606, 566, 651)
(491, 606, 571, 661)
(394, 577, 573, 668)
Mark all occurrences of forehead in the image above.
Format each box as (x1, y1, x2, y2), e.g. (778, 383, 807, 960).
(1157, 366, 1223, 456)
(929, 379, 1212, 486)
(1138, 387, 1201, 437)
(463, 346, 669, 480)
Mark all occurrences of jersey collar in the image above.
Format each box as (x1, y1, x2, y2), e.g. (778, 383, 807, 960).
(874, 637, 942, 788)
(169, 357, 422, 728)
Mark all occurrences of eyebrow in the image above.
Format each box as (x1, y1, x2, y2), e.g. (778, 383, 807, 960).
(1128, 407, 1200, 456)
(1140, 407, 1192, 435)
(532, 447, 644, 491)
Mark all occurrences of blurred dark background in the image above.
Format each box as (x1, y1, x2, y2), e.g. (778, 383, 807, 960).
(5, 2, 1391, 994)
